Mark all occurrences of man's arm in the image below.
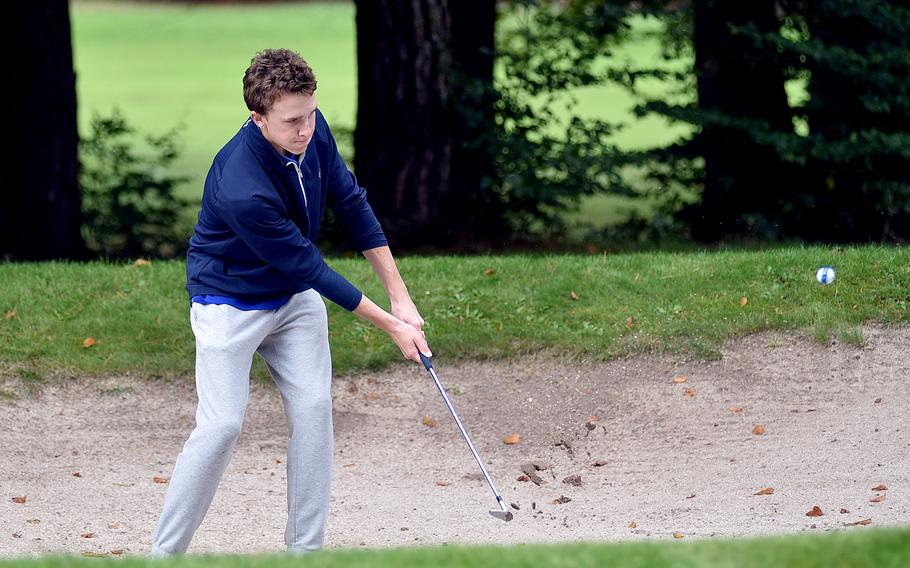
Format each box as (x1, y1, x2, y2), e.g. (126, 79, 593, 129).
(362, 246, 425, 332)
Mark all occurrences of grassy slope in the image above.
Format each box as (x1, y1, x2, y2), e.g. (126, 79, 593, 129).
(1, 527, 908, 567)
(1, 247, 907, 382)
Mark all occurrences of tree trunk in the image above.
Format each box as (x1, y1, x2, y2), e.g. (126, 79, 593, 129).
(3, 0, 83, 260)
(688, 0, 793, 241)
(353, 0, 498, 249)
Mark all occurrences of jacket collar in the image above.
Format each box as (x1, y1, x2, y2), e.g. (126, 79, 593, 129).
(243, 117, 304, 169)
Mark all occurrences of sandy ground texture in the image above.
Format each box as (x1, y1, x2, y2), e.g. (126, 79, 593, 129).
(1, 325, 908, 559)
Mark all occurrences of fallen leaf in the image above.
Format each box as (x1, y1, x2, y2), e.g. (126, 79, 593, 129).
(108, 522, 121, 529)
(874, 397, 883, 404)
(82, 533, 95, 539)
(550, 496, 572, 505)
(81, 552, 109, 558)
(422, 416, 438, 428)
(754, 487, 775, 496)
(592, 460, 608, 467)
(110, 549, 124, 556)
(12, 496, 26, 504)
(741, 296, 748, 307)
(503, 433, 521, 445)
(153, 476, 169, 484)
(342, 463, 355, 468)
(570, 291, 580, 301)
(586, 415, 599, 423)
(73, 472, 82, 478)
(133, 258, 151, 267)
(626, 316, 635, 329)
(686, 494, 696, 499)
(3, 310, 15, 320)
(806, 506, 824, 517)
(562, 474, 582, 486)
(752, 424, 766, 435)
(628, 521, 637, 529)
(672, 532, 685, 539)
(840, 508, 850, 514)
(729, 405, 744, 413)
(483, 267, 494, 277)
(844, 518, 872, 526)
(82, 337, 97, 348)
(435, 480, 449, 487)
(25, 519, 40, 525)
(870, 494, 886, 503)
(872, 484, 888, 491)
(683, 388, 698, 397)
(672, 375, 688, 384)
(517, 475, 530, 482)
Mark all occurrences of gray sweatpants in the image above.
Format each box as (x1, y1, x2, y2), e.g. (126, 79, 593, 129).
(151, 289, 333, 555)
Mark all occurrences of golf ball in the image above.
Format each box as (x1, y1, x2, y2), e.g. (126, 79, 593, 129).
(816, 266, 836, 285)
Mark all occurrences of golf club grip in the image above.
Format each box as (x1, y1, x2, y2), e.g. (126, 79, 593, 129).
(418, 350, 433, 371)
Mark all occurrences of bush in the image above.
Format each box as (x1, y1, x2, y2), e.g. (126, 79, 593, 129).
(80, 111, 191, 258)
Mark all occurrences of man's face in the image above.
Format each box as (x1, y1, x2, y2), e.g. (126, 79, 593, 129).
(251, 92, 318, 157)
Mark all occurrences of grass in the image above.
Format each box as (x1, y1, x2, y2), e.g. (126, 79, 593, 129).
(2, 527, 908, 567)
(71, 2, 688, 200)
(1, 246, 907, 383)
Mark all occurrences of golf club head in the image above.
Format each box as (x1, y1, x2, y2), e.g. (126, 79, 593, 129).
(489, 509, 514, 522)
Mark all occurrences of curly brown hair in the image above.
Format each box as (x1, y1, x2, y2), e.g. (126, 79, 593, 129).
(243, 49, 317, 114)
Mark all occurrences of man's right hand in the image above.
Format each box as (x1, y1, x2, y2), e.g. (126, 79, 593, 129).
(388, 320, 432, 363)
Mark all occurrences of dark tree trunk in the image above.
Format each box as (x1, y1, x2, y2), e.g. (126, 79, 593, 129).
(3, 1, 83, 260)
(688, 0, 793, 241)
(353, 0, 498, 249)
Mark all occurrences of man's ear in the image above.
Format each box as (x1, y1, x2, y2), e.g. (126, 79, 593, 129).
(250, 111, 266, 128)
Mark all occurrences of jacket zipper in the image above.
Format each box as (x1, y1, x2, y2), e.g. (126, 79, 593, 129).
(286, 161, 309, 209)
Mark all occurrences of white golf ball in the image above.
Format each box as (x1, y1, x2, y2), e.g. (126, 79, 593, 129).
(816, 266, 836, 285)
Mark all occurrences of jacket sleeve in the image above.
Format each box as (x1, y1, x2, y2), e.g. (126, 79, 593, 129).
(218, 191, 363, 311)
(323, 124, 390, 252)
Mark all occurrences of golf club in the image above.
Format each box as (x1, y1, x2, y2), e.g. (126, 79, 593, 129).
(418, 350, 514, 522)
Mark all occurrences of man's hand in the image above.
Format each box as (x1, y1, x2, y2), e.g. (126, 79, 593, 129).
(353, 294, 431, 364)
(392, 297, 425, 332)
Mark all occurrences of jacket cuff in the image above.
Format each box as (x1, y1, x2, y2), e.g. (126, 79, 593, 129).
(313, 264, 363, 311)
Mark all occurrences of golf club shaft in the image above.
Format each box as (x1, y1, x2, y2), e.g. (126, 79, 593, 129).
(422, 360, 509, 514)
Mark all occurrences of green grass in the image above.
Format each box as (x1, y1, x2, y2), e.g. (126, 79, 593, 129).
(2, 527, 909, 567)
(1, 247, 907, 383)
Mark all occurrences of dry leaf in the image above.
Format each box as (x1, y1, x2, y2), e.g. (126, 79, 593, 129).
(153, 476, 169, 484)
(133, 258, 151, 267)
(844, 518, 872, 526)
(82, 337, 97, 348)
(741, 296, 748, 307)
(503, 433, 521, 445)
(517, 475, 530, 482)
(422, 416, 438, 428)
(12, 496, 26, 504)
(3, 309, 15, 320)
(754, 487, 775, 496)
(840, 508, 850, 514)
(108, 522, 121, 529)
(73, 472, 82, 478)
(483, 267, 494, 277)
(806, 506, 824, 517)
(626, 316, 635, 329)
(729, 405, 744, 413)
(550, 496, 572, 505)
(628, 521, 637, 529)
(586, 415, 599, 423)
(436, 480, 449, 487)
(683, 388, 698, 397)
(592, 460, 607, 467)
(110, 549, 124, 556)
(870, 494, 886, 503)
(570, 291, 580, 301)
(672, 532, 685, 539)
(81, 552, 109, 558)
(752, 424, 766, 435)
(342, 463, 355, 468)
(672, 375, 688, 384)
(82, 532, 95, 539)
(872, 484, 888, 491)
(26, 519, 40, 525)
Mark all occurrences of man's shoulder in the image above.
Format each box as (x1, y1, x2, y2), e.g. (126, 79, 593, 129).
(211, 121, 263, 182)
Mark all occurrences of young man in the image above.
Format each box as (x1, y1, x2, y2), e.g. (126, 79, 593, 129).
(151, 49, 430, 556)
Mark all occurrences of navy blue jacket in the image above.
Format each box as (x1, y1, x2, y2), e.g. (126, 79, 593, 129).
(186, 111, 387, 311)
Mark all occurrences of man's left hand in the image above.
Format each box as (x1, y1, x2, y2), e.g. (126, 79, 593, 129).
(392, 297, 425, 332)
